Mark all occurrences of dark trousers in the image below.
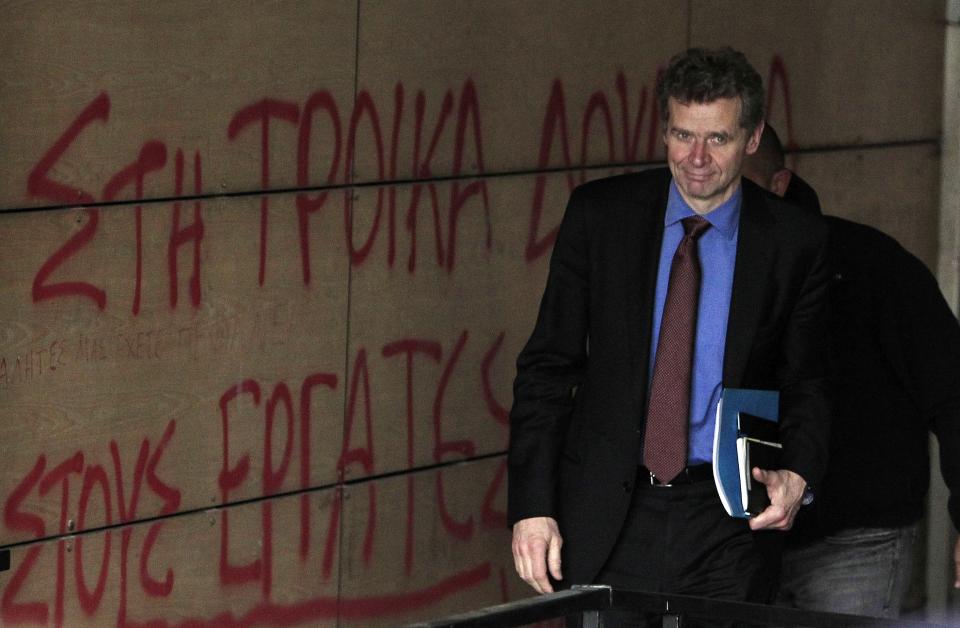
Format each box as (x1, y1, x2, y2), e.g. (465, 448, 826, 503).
(591, 471, 780, 627)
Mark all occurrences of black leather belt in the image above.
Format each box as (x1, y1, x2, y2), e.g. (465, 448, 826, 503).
(640, 463, 712, 487)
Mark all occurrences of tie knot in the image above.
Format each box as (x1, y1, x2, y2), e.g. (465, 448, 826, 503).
(681, 216, 711, 240)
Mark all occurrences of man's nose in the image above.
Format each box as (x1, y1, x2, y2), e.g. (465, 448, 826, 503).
(690, 140, 709, 165)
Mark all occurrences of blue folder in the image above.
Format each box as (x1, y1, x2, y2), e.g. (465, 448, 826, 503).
(711, 388, 779, 518)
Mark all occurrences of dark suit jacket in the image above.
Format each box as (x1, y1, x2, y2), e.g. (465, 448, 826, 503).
(507, 167, 831, 586)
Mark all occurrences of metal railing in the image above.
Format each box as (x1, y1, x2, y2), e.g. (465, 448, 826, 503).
(408, 585, 955, 627)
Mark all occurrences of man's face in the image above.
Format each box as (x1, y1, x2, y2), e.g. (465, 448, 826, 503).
(663, 97, 762, 214)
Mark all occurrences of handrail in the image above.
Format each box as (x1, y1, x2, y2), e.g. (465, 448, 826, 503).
(408, 585, 955, 628)
(610, 588, 953, 627)
(406, 586, 609, 628)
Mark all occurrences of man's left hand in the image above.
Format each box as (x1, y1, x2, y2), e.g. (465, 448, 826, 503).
(748, 468, 807, 531)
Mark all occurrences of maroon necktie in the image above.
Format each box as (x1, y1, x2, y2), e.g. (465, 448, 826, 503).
(643, 215, 711, 483)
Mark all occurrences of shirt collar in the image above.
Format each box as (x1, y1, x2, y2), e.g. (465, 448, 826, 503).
(665, 180, 741, 239)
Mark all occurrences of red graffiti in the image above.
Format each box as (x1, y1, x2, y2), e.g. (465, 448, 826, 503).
(2, 457, 47, 624)
(102, 140, 168, 315)
(526, 70, 661, 261)
(2, 327, 513, 624)
(25, 80, 500, 316)
(297, 373, 338, 559)
(211, 332, 508, 604)
(766, 53, 799, 155)
(27, 93, 204, 314)
(6, 327, 506, 607)
(121, 563, 491, 627)
(296, 91, 342, 285)
(381, 338, 442, 574)
(27, 92, 108, 205)
(1, 423, 179, 626)
(218, 379, 263, 587)
(227, 99, 301, 286)
(168, 150, 205, 309)
(32, 208, 107, 310)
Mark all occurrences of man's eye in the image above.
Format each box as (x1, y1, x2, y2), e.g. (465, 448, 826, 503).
(710, 135, 727, 145)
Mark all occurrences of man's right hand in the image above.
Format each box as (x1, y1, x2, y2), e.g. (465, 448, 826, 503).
(511, 516, 563, 593)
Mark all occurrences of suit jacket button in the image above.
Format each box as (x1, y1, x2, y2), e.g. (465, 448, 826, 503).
(622, 480, 632, 493)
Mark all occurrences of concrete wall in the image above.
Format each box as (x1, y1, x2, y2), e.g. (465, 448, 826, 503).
(0, 1, 944, 625)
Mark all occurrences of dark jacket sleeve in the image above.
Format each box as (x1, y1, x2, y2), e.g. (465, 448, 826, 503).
(886, 244, 960, 530)
(775, 223, 832, 491)
(507, 187, 590, 526)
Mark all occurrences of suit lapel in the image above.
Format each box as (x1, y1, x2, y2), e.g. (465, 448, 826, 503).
(724, 183, 775, 385)
(625, 176, 668, 411)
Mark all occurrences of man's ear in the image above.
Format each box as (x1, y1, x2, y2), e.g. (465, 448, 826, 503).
(745, 121, 765, 155)
(771, 168, 792, 197)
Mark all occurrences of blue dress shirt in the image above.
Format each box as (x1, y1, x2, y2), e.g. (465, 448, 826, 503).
(647, 181, 740, 465)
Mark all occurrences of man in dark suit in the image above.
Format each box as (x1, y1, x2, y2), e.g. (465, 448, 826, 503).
(508, 47, 831, 607)
(742, 124, 960, 618)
